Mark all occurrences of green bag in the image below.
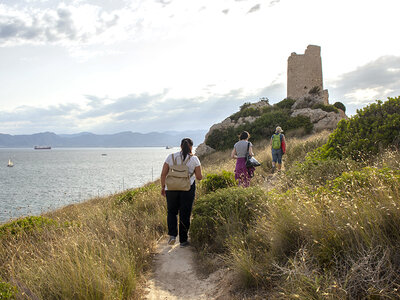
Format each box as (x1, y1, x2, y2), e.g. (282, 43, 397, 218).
(272, 134, 282, 149)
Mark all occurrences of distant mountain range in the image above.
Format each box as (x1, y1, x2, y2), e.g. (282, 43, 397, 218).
(0, 130, 207, 148)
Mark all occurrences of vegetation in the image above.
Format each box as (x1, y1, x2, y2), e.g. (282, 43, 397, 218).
(2, 96, 400, 299)
(312, 103, 339, 113)
(308, 85, 321, 95)
(0, 282, 17, 300)
(317, 96, 400, 160)
(207, 101, 313, 151)
(0, 183, 166, 299)
(333, 101, 346, 112)
(200, 170, 236, 193)
(190, 186, 265, 253)
(0, 216, 58, 237)
(190, 96, 400, 298)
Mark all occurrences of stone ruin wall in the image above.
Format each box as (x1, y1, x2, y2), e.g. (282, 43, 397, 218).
(287, 45, 329, 105)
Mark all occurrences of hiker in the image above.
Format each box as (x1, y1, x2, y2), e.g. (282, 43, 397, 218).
(231, 131, 255, 187)
(271, 126, 286, 172)
(160, 138, 202, 248)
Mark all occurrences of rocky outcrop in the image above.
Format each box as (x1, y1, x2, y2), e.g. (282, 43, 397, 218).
(195, 143, 216, 157)
(291, 108, 344, 131)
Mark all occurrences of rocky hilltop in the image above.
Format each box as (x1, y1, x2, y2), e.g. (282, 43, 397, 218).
(196, 95, 347, 156)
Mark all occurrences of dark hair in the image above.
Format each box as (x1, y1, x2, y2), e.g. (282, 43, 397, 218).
(181, 138, 193, 160)
(239, 131, 250, 140)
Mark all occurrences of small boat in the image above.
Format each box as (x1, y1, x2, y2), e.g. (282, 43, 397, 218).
(7, 159, 13, 167)
(34, 146, 51, 150)
(166, 146, 173, 149)
(101, 154, 107, 156)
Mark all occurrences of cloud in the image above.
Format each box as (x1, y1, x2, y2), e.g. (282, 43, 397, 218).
(248, 4, 261, 13)
(329, 56, 400, 114)
(0, 3, 120, 46)
(0, 85, 283, 134)
(269, 0, 281, 7)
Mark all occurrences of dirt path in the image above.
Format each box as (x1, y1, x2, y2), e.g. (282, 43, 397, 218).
(145, 238, 229, 300)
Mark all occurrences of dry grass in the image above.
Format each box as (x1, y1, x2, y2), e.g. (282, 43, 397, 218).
(0, 182, 166, 299)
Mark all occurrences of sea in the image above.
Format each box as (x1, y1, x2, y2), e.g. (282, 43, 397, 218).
(0, 147, 178, 224)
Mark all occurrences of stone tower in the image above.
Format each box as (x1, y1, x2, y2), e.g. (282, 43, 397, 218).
(287, 45, 328, 104)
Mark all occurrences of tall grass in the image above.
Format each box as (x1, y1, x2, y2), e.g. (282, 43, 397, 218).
(0, 183, 166, 299)
(190, 133, 400, 299)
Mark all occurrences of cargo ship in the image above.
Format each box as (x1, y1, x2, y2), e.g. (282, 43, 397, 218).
(34, 146, 51, 150)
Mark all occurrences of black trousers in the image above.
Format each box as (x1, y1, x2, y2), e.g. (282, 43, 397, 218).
(165, 182, 196, 243)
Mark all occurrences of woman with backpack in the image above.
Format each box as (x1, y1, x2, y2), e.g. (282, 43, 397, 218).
(271, 126, 286, 172)
(231, 131, 255, 187)
(160, 138, 202, 247)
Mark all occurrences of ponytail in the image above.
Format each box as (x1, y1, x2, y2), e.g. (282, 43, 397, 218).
(181, 138, 193, 160)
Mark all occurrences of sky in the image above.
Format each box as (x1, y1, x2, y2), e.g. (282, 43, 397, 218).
(0, 0, 399, 135)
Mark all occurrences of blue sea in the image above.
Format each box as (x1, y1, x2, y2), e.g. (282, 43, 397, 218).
(0, 147, 177, 223)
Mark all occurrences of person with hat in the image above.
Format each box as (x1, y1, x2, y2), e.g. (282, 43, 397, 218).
(271, 126, 286, 172)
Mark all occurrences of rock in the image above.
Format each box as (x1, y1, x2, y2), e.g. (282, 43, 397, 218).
(234, 116, 258, 128)
(292, 108, 344, 132)
(205, 117, 234, 140)
(313, 112, 343, 131)
(195, 143, 216, 157)
(291, 108, 328, 123)
(248, 100, 270, 110)
(292, 95, 325, 110)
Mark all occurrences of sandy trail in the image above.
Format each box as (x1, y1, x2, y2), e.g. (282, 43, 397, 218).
(145, 238, 228, 300)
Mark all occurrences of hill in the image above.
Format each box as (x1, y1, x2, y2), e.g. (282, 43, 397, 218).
(196, 97, 347, 156)
(0, 130, 207, 148)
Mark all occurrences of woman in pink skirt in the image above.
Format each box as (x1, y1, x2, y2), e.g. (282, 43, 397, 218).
(231, 131, 255, 187)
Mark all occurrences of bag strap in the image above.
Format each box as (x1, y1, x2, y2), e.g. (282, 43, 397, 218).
(171, 153, 177, 166)
(246, 142, 250, 155)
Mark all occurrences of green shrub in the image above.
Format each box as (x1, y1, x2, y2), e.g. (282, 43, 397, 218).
(309, 86, 321, 95)
(115, 183, 157, 205)
(0, 282, 18, 300)
(190, 186, 265, 253)
(200, 171, 236, 194)
(312, 103, 339, 113)
(206, 107, 313, 151)
(0, 216, 57, 238)
(333, 101, 346, 112)
(285, 155, 358, 187)
(318, 96, 400, 160)
(274, 98, 296, 109)
(284, 134, 329, 169)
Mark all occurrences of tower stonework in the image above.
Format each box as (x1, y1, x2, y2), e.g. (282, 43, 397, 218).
(287, 45, 329, 104)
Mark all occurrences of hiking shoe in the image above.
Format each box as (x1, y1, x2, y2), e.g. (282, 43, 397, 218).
(168, 236, 176, 245)
(180, 241, 190, 248)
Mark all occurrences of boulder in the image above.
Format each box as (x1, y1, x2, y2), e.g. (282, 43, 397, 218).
(292, 108, 343, 132)
(234, 116, 258, 128)
(195, 143, 216, 157)
(291, 108, 328, 123)
(205, 117, 234, 140)
(313, 112, 343, 131)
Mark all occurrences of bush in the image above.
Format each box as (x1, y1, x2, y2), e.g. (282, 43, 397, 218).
(0, 216, 57, 238)
(284, 133, 329, 169)
(225, 166, 400, 298)
(200, 171, 236, 194)
(190, 186, 265, 253)
(206, 108, 313, 151)
(333, 101, 346, 112)
(115, 183, 157, 205)
(312, 103, 339, 113)
(274, 98, 296, 110)
(318, 96, 400, 160)
(0, 282, 17, 300)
